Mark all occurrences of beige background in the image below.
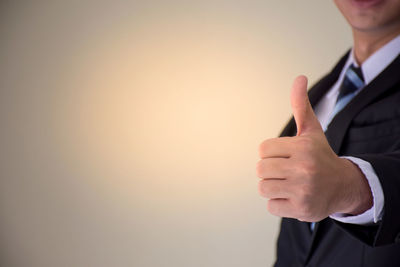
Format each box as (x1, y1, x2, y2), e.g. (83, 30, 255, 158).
(0, 1, 352, 267)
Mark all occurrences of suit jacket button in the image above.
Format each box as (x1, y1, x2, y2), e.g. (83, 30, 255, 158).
(395, 233, 400, 243)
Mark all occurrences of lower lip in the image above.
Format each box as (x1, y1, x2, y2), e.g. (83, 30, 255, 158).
(351, 0, 385, 8)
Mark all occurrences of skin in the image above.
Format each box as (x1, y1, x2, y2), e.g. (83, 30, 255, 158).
(334, 0, 400, 64)
(257, 0, 400, 222)
(257, 77, 371, 221)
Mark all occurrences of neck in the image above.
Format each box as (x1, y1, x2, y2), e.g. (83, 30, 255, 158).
(352, 26, 400, 65)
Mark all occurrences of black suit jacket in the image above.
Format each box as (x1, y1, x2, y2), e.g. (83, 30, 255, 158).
(274, 52, 400, 267)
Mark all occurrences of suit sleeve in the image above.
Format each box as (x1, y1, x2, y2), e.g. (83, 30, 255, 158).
(334, 152, 400, 247)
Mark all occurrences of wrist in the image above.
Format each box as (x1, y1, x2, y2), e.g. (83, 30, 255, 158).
(336, 158, 373, 215)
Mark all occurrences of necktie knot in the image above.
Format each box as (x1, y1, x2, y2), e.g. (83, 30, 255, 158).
(324, 63, 366, 132)
(337, 64, 365, 102)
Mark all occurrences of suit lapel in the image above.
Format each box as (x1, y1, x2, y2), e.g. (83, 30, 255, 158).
(278, 52, 400, 263)
(305, 54, 400, 263)
(325, 53, 400, 154)
(309, 52, 349, 108)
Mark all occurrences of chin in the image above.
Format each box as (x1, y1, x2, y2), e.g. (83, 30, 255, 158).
(335, 0, 400, 34)
(349, 19, 383, 32)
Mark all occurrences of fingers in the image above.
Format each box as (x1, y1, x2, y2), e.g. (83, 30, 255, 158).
(267, 199, 296, 218)
(256, 75, 330, 221)
(256, 158, 291, 179)
(259, 137, 294, 159)
(258, 179, 292, 199)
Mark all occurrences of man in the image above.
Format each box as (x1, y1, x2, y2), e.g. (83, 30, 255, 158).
(256, 0, 400, 266)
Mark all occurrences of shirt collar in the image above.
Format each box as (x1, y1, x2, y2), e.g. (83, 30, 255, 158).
(326, 33, 400, 99)
(351, 33, 400, 85)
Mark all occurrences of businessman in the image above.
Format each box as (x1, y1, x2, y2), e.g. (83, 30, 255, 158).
(257, 0, 400, 266)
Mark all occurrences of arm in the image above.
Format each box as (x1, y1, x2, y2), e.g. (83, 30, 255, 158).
(330, 156, 384, 225)
(258, 76, 374, 221)
(334, 153, 400, 246)
(257, 76, 400, 247)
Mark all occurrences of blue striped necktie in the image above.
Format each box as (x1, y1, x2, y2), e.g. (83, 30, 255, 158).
(330, 64, 365, 118)
(310, 64, 364, 232)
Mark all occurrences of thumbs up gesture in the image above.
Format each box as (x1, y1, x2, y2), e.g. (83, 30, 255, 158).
(257, 76, 372, 222)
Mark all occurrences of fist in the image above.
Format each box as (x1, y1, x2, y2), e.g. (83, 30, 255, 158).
(256, 76, 372, 222)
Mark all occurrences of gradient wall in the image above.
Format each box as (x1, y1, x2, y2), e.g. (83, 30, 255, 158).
(0, 1, 352, 266)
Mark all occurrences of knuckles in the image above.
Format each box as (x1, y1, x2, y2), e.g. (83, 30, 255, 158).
(294, 136, 315, 154)
(297, 160, 318, 180)
(293, 184, 320, 221)
(296, 196, 314, 220)
(257, 134, 330, 221)
(297, 207, 314, 222)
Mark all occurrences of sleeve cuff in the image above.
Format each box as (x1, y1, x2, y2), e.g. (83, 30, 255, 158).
(329, 156, 384, 225)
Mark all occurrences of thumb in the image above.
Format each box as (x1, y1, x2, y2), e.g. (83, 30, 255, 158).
(290, 75, 322, 136)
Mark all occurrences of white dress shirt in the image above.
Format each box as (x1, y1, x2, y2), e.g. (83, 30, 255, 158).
(313, 34, 400, 225)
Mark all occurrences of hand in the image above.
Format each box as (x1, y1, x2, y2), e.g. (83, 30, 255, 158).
(257, 75, 372, 222)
